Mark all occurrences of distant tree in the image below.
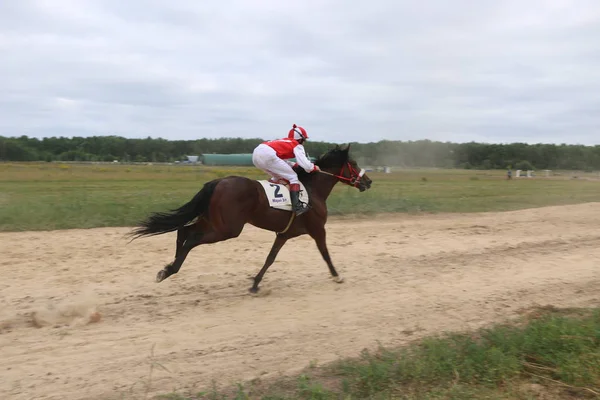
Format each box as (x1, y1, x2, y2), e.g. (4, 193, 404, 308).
(1, 134, 599, 171)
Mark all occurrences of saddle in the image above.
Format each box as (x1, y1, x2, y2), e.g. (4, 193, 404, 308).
(257, 180, 310, 211)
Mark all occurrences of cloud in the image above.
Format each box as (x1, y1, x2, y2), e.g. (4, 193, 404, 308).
(1, 0, 599, 144)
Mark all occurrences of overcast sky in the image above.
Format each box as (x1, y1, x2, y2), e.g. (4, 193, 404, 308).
(1, 1, 599, 145)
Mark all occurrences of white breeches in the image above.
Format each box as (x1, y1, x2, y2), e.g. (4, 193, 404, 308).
(252, 144, 299, 184)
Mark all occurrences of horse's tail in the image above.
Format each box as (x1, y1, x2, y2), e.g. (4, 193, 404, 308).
(128, 179, 221, 240)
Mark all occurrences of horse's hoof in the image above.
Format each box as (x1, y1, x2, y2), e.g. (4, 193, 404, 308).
(249, 287, 271, 297)
(156, 270, 168, 283)
(333, 276, 345, 284)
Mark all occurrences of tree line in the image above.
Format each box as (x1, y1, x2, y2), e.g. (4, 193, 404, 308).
(1, 134, 600, 171)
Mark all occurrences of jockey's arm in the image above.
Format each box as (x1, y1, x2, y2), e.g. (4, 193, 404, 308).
(293, 145, 318, 173)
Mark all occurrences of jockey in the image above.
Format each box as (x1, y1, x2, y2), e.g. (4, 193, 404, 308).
(252, 124, 320, 216)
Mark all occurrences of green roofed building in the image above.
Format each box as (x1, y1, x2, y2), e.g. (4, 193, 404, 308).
(201, 154, 254, 166)
(201, 153, 316, 166)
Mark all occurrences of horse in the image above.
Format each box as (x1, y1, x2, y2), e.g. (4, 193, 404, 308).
(128, 144, 372, 293)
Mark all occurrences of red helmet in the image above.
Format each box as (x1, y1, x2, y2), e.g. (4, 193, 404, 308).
(288, 124, 308, 141)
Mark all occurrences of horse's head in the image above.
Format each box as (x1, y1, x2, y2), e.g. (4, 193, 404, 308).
(314, 144, 372, 192)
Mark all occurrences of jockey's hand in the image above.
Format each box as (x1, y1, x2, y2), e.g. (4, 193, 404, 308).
(311, 165, 320, 173)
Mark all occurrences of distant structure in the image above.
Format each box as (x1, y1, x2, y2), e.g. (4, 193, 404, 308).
(186, 155, 199, 163)
(201, 154, 253, 166)
(200, 154, 316, 166)
(515, 169, 535, 178)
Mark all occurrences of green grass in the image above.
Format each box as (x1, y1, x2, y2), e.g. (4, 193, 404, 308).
(154, 306, 600, 400)
(1, 162, 600, 231)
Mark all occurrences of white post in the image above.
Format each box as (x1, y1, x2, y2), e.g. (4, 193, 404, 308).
(516, 169, 521, 178)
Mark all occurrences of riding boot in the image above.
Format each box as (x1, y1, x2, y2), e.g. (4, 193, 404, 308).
(289, 184, 309, 216)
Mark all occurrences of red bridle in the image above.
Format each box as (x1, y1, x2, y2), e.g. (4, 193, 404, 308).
(318, 162, 366, 188)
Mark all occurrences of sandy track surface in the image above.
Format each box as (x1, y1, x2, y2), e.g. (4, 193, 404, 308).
(1, 203, 599, 400)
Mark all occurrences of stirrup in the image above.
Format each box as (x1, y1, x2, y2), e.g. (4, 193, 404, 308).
(294, 203, 310, 216)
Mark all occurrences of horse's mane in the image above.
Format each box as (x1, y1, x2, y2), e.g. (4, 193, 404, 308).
(293, 145, 350, 182)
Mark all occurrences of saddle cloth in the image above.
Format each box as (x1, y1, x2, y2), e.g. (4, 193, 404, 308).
(257, 180, 310, 211)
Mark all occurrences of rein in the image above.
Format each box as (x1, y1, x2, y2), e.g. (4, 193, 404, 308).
(317, 163, 365, 188)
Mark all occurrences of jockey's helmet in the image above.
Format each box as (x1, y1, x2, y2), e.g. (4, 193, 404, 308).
(288, 124, 308, 142)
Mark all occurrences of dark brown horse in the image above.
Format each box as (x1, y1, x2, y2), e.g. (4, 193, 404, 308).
(129, 144, 372, 293)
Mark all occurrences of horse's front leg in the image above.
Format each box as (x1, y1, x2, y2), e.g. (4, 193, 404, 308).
(250, 234, 288, 293)
(309, 226, 344, 284)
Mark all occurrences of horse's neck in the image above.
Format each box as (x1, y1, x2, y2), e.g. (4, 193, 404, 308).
(308, 168, 340, 200)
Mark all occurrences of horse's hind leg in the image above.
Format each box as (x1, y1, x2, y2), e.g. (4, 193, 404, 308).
(156, 223, 245, 283)
(175, 224, 195, 258)
(157, 227, 203, 282)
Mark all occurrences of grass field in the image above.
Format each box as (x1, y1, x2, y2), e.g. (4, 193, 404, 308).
(1, 162, 600, 232)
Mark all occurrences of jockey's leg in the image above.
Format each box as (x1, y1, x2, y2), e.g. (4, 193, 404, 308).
(253, 145, 279, 181)
(267, 158, 309, 216)
(252, 145, 292, 185)
(265, 169, 287, 184)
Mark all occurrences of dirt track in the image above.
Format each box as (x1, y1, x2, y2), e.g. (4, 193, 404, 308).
(1, 203, 599, 400)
